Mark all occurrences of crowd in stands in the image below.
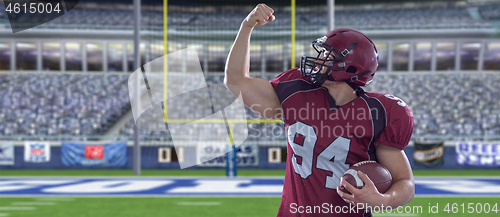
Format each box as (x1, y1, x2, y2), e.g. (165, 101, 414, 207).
(365, 73, 500, 140)
(479, 3, 500, 20)
(0, 74, 130, 138)
(335, 7, 481, 29)
(0, 72, 498, 141)
(119, 73, 500, 141)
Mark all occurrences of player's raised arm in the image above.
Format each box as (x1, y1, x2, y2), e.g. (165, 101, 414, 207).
(224, 4, 282, 120)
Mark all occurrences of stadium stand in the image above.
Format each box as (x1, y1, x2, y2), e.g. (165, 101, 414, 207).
(0, 74, 130, 139)
(118, 73, 500, 141)
(478, 3, 500, 20)
(366, 73, 500, 139)
(0, 71, 498, 142)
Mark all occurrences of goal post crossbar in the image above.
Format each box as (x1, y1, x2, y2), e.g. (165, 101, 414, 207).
(163, 119, 282, 124)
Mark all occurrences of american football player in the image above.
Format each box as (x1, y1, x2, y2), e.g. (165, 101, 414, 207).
(224, 4, 415, 217)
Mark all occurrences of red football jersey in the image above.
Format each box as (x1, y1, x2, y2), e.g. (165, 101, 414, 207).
(269, 68, 414, 217)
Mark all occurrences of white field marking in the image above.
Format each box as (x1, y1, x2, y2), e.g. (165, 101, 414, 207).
(168, 180, 283, 193)
(176, 202, 222, 206)
(0, 207, 36, 210)
(12, 202, 56, 206)
(43, 180, 174, 193)
(0, 180, 77, 192)
(34, 198, 75, 201)
(0, 213, 9, 216)
(415, 179, 500, 194)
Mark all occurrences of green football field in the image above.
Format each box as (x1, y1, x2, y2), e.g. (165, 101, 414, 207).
(1, 169, 499, 217)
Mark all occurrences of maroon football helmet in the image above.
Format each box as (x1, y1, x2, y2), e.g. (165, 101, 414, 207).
(300, 28, 378, 87)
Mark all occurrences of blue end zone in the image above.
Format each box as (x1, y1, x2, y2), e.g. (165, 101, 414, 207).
(1, 177, 500, 197)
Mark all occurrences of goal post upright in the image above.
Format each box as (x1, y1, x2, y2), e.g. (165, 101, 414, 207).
(163, 0, 168, 123)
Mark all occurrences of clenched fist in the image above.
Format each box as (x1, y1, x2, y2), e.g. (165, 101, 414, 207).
(242, 4, 275, 28)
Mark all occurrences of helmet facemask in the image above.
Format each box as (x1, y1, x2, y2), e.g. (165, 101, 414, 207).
(300, 36, 347, 86)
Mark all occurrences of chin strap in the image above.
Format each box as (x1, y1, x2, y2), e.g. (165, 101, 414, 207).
(341, 42, 359, 57)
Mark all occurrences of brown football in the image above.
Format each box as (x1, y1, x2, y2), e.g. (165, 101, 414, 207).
(339, 161, 392, 194)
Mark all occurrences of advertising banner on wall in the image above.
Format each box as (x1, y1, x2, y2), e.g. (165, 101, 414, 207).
(24, 142, 51, 163)
(456, 141, 500, 167)
(0, 143, 14, 165)
(413, 141, 444, 167)
(197, 142, 258, 167)
(61, 142, 127, 167)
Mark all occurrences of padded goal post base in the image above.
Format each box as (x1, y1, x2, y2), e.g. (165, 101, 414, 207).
(226, 145, 237, 177)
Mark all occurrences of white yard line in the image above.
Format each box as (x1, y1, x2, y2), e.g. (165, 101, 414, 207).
(0, 213, 9, 217)
(34, 197, 75, 201)
(0, 207, 35, 210)
(11, 202, 56, 206)
(176, 202, 222, 206)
